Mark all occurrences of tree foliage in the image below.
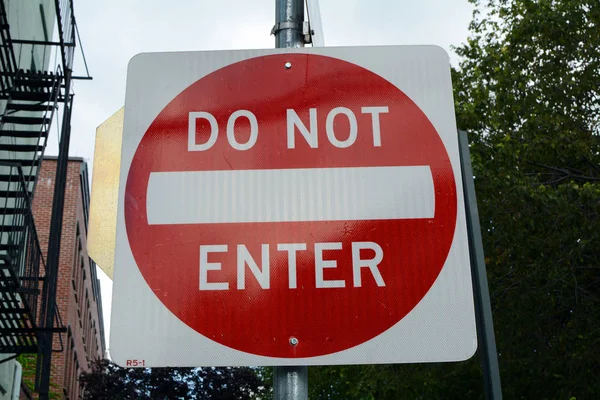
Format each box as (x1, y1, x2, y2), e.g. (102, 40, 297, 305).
(79, 359, 268, 400)
(309, 0, 600, 398)
(453, 1, 600, 398)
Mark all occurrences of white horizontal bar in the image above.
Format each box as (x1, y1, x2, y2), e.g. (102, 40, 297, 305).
(146, 166, 434, 225)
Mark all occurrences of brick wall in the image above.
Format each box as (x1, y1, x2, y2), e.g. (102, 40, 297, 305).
(31, 158, 105, 399)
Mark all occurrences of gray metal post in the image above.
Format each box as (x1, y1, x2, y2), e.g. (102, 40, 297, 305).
(458, 130, 503, 400)
(274, 365, 308, 400)
(274, 0, 305, 48)
(272, 0, 308, 399)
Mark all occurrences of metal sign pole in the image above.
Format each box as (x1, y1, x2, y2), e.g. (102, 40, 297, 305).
(458, 130, 503, 399)
(274, 365, 309, 400)
(274, 0, 305, 48)
(272, 0, 309, 399)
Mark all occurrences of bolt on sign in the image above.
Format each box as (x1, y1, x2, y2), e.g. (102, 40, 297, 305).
(110, 46, 477, 367)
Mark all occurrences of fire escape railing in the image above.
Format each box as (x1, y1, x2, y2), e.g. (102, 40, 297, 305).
(55, 0, 76, 71)
(0, 63, 64, 191)
(0, 163, 65, 355)
(0, 0, 17, 93)
(0, 164, 42, 331)
(0, 0, 75, 79)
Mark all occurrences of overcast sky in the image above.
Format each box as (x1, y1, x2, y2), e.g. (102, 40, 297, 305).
(48, 0, 475, 352)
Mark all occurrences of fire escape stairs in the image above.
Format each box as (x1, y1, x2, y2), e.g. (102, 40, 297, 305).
(0, 66, 64, 354)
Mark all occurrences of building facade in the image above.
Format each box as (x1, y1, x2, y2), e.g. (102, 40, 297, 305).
(30, 157, 105, 399)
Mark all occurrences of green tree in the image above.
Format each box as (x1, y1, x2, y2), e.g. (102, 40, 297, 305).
(79, 359, 269, 399)
(453, 1, 600, 398)
(309, 0, 600, 398)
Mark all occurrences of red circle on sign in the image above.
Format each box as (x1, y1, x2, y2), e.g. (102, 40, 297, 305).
(125, 53, 457, 358)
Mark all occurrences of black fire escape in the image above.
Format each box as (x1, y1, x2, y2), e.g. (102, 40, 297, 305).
(0, 0, 88, 398)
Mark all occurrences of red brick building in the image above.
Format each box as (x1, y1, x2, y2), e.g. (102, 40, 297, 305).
(31, 157, 106, 399)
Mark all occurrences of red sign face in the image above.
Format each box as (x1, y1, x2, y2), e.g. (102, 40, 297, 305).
(125, 53, 457, 358)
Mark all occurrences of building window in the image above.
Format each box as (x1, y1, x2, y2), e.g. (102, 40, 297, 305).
(72, 355, 80, 399)
(39, 4, 49, 41)
(72, 233, 82, 295)
(63, 329, 73, 397)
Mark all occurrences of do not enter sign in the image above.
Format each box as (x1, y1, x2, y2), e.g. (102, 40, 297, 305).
(111, 46, 477, 367)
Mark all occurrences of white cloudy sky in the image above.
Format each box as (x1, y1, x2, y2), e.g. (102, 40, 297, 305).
(44, 0, 475, 351)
